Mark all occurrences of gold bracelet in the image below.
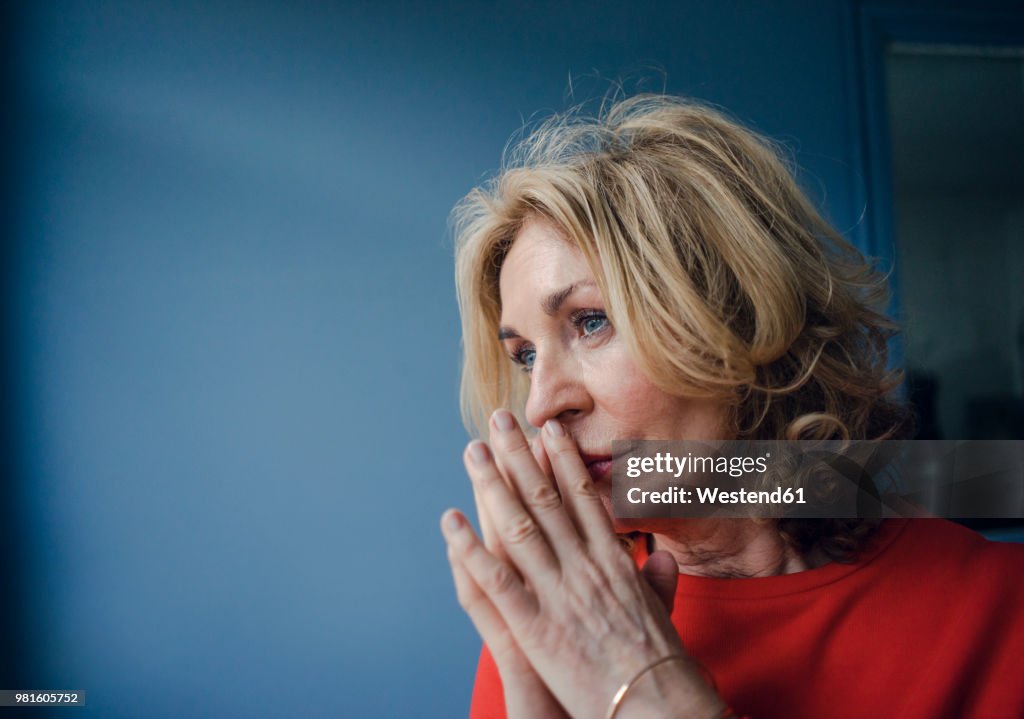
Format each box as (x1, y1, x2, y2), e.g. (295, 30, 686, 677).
(605, 654, 690, 719)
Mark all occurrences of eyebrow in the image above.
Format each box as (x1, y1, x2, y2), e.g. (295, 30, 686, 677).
(497, 280, 596, 341)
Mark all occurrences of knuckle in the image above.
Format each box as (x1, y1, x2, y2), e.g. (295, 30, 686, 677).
(501, 437, 533, 458)
(484, 562, 519, 595)
(473, 471, 501, 493)
(502, 513, 540, 546)
(526, 483, 562, 512)
(571, 477, 599, 498)
(455, 585, 481, 612)
(549, 445, 581, 464)
(474, 467, 505, 492)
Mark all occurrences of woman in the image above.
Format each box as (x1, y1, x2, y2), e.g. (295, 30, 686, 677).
(440, 96, 1024, 718)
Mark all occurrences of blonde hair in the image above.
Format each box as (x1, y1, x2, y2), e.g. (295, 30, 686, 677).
(453, 95, 909, 454)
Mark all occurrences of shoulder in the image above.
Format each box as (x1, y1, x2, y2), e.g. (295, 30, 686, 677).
(875, 518, 1024, 595)
(889, 518, 1024, 558)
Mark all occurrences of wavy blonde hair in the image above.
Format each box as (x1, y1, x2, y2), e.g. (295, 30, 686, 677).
(451, 95, 911, 559)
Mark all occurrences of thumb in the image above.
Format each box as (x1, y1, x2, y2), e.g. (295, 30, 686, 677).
(641, 550, 679, 614)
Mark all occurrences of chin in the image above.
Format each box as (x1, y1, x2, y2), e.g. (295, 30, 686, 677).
(598, 493, 662, 535)
(600, 493, 683, 535)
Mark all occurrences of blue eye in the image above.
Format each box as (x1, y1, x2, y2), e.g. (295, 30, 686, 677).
(581, 314, 608, 336)
(574, 310, 610, 337)
(511, 346, 536, 372)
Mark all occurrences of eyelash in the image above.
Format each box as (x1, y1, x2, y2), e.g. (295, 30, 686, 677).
(508, 310, 611, 374)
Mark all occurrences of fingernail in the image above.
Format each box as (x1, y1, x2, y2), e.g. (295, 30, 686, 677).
(492, 410, 516, 432)
(444, 510, 464, 532)
(468, 440, 491, 465)
(544, 419, 565, 437)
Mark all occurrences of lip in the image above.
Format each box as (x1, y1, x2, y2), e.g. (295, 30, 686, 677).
(579, 453, 614, 481)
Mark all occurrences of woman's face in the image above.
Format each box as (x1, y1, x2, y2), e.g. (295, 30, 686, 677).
(498, 215, 733, 524)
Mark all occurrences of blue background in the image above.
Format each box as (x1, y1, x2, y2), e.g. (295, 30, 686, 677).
(2, 1, 1014, 717)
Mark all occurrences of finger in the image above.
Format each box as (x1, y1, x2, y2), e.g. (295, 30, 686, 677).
(448, 546, 547, 708)
(531, 434, 554, 480)
(488, 410, 586, 558)
(472, 438, 521, 566)
(539, 419, 618, 547)
(472, 478, 511, 563)
(444, 518, 516, 651)
(641, 550, 679, 614)
(441, 508, 538, 631)
(464, 439, 563, 583)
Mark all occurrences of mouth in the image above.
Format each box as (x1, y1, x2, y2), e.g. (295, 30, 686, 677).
(579, 453, 614, 482)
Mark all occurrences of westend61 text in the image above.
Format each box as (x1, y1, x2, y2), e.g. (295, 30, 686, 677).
(613, 439, 1024, 519)
(627, 486, 807, 505)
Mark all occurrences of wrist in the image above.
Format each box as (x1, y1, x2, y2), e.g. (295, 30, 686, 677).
(610, 655, 726, 719)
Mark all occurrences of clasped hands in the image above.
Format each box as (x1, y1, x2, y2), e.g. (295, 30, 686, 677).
(441, 410, 727, 719)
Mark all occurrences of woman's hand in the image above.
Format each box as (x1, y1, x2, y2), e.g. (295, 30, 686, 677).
(442, 410, 727, 719)
(459, 432, 569, 718)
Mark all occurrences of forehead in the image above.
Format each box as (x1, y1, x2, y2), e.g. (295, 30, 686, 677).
(498, 217, 593, 307)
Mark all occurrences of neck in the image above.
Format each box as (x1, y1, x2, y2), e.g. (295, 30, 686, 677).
(650, 519, 817, 578)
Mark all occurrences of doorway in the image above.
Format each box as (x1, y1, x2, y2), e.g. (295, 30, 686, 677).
(886, 44, 1024, 440)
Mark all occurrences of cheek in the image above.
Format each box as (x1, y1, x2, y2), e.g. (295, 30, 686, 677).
(589, 345, 732, 439)
(586, 346, 678, 425)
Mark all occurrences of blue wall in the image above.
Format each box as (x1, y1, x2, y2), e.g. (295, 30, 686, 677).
(8, 1, 867, 716)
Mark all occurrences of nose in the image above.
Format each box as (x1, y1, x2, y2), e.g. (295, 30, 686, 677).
(523, 347, 591, 430)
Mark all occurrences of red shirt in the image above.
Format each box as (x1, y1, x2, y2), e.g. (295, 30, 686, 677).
(469, 519, 1024, 718)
